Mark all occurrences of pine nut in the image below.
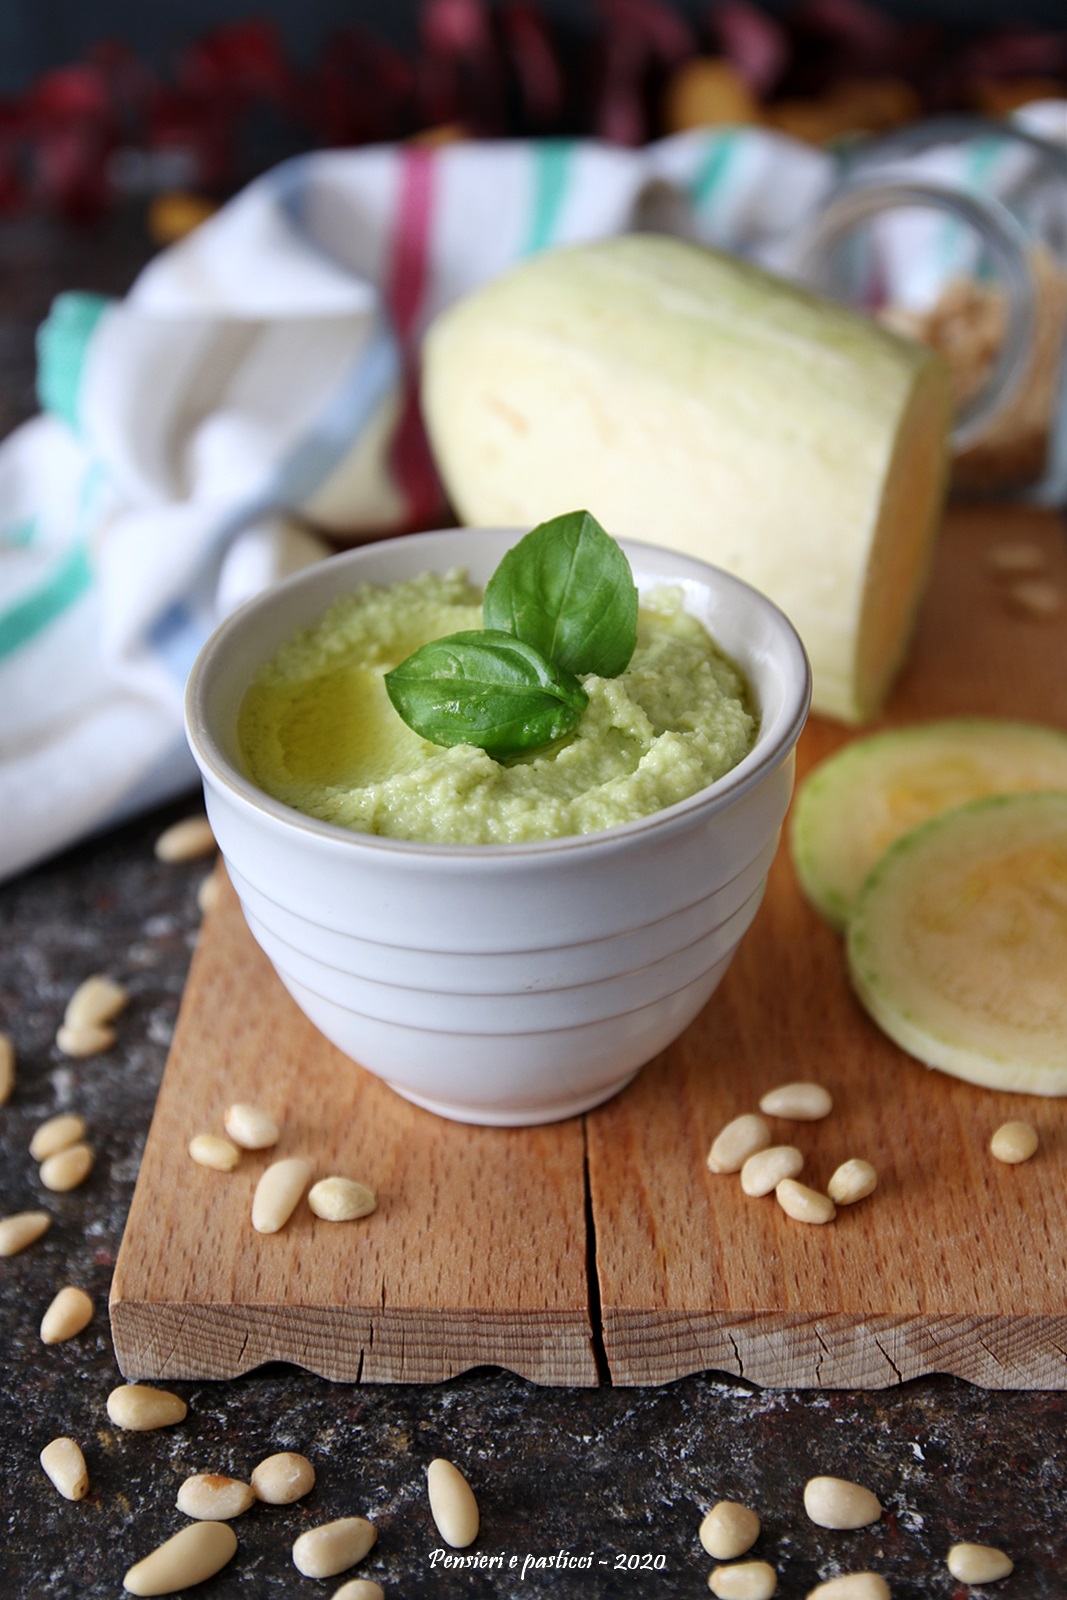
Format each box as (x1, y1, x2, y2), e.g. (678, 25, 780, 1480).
(776, 1179, 836, 1225)
(107, 1383, 188, 1431)
(197, 873, 221, 914)
(985, 539, 1045, 573)
(803, 1476, 882, 1530)
(946, 1542, 1013, 1584)
(64, 974, 128, 1031)
(55, 1023, 115, 1058)
(176, 1473, 255, 1520)
(224, 1102, 280, 1150)
(827, 1159, 878, 1206)
(189, 1134, 240, 1172)
(0, 1030, 14, 1104)
(40, 1436, 89, 1502)
(331, 1583, 385, 1600)
(123, 1521, 237, 1595)
(806, 1577, 890, 1600)
(155, 815, 217, 863)
(292, 1517, 377, 1579)
(759, 1081, 833, 1120)
(251, 1450, 315, 1504)
(40, 1285, 94, 1344)
(30, 1112, 87, 1162)
(39, 1142, 94, 1192)
(1005, 577, 1062, 619)
(699, 1500, 760, 1559)
(0, 1210, 52, 1256)
(309, 1176, 377, 1222)
(740, 1146, 803, 1198)
(708, 1560, 777, 1599)
(427, 1458, 480, 1548)
(252, 1157, 312, 1233)
(990, 1121, 1038, 1165)
(707, 1114, 771, 1174)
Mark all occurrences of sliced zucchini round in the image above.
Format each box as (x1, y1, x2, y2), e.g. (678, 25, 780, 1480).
(791, 718, 1067, 929)
(846, 791, 1067, 1095)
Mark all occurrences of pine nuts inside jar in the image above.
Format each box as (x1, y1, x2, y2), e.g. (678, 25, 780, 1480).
(39, 1436, 90, 1502)
(708, 1559, 778, 1599)
(946, 1542, 1014, 1583)
(775, 1179, 836, 1225)
(707, 1114, 772, 1174)
(251, 1450, 315, 1504)
(759, 1081, 833, 1120)
(827, 1159, 878, 1206)
(803, 1476, 882, 1530)
(40, 1285, 94, 1345)
(990, 1121, 1039, 1165)
(699, 1500, 761, 1559)
(740, 1146, 804, 1198)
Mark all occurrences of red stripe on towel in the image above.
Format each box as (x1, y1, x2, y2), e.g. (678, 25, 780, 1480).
(385, 146, 445, 530)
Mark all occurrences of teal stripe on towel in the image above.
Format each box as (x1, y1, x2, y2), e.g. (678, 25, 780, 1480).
(523, 141, 575, 255)
(0, 538, 93, 663)
(36, 292, 111, 434)
(687, 133, 739, 212)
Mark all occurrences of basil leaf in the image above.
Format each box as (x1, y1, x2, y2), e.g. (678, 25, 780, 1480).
(384, 629, 588, 756)
(483, 509, 639, 679)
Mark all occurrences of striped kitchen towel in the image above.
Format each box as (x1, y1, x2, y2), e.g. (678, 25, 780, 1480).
(1, 106, 1062, 883)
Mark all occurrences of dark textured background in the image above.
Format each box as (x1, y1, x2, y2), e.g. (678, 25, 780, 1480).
(2, 194, 1066, 1600)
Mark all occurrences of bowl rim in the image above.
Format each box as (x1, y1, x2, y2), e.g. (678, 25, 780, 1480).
(185, 526, 812, 860)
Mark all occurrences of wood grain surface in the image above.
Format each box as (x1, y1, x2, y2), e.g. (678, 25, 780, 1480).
(111, 504, 1067, 1389)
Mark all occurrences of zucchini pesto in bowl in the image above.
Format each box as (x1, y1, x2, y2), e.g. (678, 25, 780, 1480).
(237, 515, 758, 846)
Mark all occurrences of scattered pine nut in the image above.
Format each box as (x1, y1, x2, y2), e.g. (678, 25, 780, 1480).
(308, 1176, 377, 1222)
(775, 1179, 836, 1225)
(740, 1146, 803, 1198)
(55, 1022, 115, 1058)
(984, 539, 1046, 573)
(30, 1112, 87, 1162)
(252, 1157, 312, 1234)
(827, 1159, 878, 1206)
(330, 1583, 385, 1600)
(427, 1458, 480, 1548)
(1005, 577, 1062, 619)
(990, 1121, 1038, 1165)
(806, 1576, 890, 1600)
(107, 1384, 188, 1432)
(0, 1030, 14, 1104)
(803, 1476, 882, 1530)
(224, 1102, 280, 1150)
(759, 1081, 833, 1120)
(707, 1114, 771, 1174)
(197, 872, 221, 915)
(155, 815, 217, 863)
(189, 1134, 240, 1172)
(64, 974, 128, 1031)
(40, 1285, 94, 1345)
(699, 1500, 760, 1559)
(946, 1542, 1013, 1584)
(40, 1436, 89, 1502)
(39, 1142, 94, 1193)
(123, 1520, 237, 1595)
(176, 1473, 255, 1520)
(292, 1517, 377, 1579)
(708, 1559, 778, 1598)
(0, 1210, 52, 1256)
(251, 1451, 315, 1504)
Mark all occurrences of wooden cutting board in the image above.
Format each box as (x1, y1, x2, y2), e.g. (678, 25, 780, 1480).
(110, 504, 1067, 1389)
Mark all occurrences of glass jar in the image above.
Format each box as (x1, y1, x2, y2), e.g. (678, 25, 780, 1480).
(786, 114, 1067, 503)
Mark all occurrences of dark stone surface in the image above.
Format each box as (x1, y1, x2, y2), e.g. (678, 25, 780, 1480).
(2, 209, 1065, 1600)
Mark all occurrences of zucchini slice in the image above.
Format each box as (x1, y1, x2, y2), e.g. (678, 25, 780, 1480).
(791, 718, 1067, 929)
(846, 791, 1067, 1095)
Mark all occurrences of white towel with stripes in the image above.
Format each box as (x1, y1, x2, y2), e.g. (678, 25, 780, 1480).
(0, 108, 1062, 883)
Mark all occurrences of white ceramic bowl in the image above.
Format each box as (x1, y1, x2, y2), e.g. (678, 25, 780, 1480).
(185, 528, 810, 1125)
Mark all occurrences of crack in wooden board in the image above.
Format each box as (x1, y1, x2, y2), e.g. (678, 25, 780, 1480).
(111, 505, 1067, 1389)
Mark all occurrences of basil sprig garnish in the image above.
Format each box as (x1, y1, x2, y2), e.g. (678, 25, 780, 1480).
(384, 510, 639, 758)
